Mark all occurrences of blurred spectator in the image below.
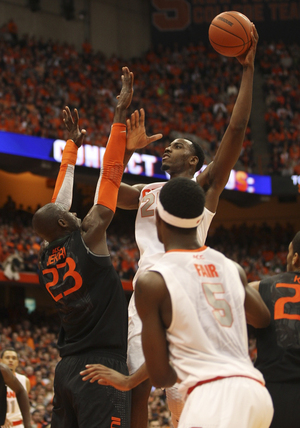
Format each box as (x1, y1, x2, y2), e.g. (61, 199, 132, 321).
(257, 40, 300, 175)
(3, 251, 24, 280)
(149, 418, 162, 428)
(0, 199, 295, 283)
(0, 21, 254, 170)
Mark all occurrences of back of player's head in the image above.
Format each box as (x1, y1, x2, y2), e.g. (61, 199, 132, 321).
(33, 203, 62, 237)
(292, 231, 300, 255)
(158, 177, 205, 229)
(190, 141, 205, 172)
(33, 203, 79, 242)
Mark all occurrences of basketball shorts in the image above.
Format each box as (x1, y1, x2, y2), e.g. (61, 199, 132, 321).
(51, 352, 131, 428)
(179, 376, 273, 428)
(266, 381, 300, 428)
(165, 384, 185, 428)
(127, 292, 144, 375)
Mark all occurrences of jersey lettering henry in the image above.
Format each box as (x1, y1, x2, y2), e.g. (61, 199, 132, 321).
(39, 229, 128, 359)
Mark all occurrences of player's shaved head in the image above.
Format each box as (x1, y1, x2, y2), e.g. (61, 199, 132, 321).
(32, 203, 80, 242)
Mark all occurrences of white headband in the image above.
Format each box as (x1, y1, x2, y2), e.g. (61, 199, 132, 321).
(157, 199, 204, 229)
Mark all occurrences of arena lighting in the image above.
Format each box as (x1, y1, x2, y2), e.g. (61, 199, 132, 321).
(0, 131, 276, 195)
(291, 175, 300, 194)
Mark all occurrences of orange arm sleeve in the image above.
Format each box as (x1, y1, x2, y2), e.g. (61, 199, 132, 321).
(51, 139, 78, 210)
(94, 123, 126, 212)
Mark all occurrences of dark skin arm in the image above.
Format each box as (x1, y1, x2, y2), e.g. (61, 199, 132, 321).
(80, 361, 149, 391)
(249, 280, 260, 292)
(0, 364, 31, 428)
(63, 93, 141, 212)
(123, 108, 163, 166)
(198, 25, 259, 213)
(234, 264, 270, 328)
(80, 67, 133, 255)
(135, 271, 177, 388)
(117, 182, 144, 210)
(63, 106, 86, 147)
(118, 109, 163, 210)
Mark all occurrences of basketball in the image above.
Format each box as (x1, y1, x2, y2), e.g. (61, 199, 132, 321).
(209, 11, 252, 57)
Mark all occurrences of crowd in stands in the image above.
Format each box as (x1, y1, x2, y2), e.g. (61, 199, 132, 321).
(0, 20, 255, 172)
(256, 40, 300, 175)
(1, 20, 299, 176)
(0, 191, 295, 282)
(0, 196, 295, 283)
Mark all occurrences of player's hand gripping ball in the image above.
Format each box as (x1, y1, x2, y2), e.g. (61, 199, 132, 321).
(209, 11, 252, 57)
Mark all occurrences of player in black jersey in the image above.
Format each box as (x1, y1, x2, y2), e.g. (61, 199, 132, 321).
(0, 363, 31, 428)
(250, 230, 300, 428)
(32, 67, 134, 428)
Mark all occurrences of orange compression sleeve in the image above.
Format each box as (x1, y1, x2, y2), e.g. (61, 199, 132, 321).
(94, 123, 126, 212)
(51, 139, 78, 210)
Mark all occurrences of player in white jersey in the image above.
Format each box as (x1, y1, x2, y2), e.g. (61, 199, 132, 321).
(0, 363, 31, 428)
(81, 25, 259, 428)
(135, 177, 274, 428)
(1, 349, 31, 428)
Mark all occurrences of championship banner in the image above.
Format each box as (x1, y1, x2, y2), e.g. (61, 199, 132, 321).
(151, 0, 300, 47)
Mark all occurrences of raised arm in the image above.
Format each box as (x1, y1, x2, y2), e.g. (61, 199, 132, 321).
(118, 108, 163, 210)
(51, 106, 86, 210)
(125, 108, 163, 156)
(0, 364, 31, 428)
(198, 25, 258, 213)
(81, 67, 133, 254)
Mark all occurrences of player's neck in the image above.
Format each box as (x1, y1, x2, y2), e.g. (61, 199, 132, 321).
(169, 169, 194, 180)
(164, 235, 201, 252)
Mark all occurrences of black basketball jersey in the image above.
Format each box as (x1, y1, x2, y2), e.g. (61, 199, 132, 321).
(255, 271, 300, 382)
(39, 229, 128, 359)
(0, 371, 7, 425)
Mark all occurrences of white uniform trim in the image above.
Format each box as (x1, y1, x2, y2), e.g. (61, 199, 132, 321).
(6, 373, 28, 427)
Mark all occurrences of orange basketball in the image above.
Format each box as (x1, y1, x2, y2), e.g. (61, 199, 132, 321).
(209, 11, 252, 57)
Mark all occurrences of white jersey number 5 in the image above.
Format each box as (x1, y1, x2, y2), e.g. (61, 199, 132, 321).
(203, 282, 233, 327)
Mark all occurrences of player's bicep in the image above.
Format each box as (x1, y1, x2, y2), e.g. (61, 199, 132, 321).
(248, 280, 260, 291)
(117, 182, 142, 210)
(244, 284, 270, 328)
(135, 272, 162, 327)
(135, 272, 171, 383)
(81, 205, 114, 254)
(3, 371, 24, 394)
(196, 163, 220, 213)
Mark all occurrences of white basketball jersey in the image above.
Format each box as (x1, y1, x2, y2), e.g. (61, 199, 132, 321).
(133, 181, 215, 288)
(151, 246, 265, 399)
(6, 373, 27, 423)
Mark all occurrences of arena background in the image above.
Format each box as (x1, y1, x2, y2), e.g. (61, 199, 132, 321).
(0, 0, 299, 314)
